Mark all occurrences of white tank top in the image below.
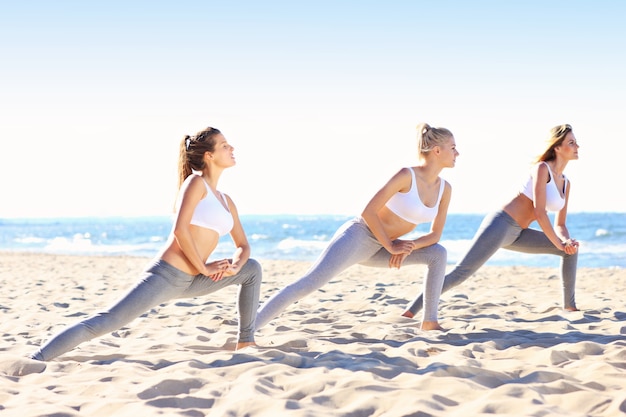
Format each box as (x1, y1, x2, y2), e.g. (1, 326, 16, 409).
(520, 162, 567, 212)
(385, 168, 445, 224)
(189, 177, 234, 236)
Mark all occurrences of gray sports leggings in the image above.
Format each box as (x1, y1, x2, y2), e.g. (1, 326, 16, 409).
(255, 217, 447, 329)
(405, 210, 578, 315)
(30, 258, 262, 361)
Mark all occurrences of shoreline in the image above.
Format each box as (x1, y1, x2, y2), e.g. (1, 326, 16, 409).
(1, 249, 623, 269)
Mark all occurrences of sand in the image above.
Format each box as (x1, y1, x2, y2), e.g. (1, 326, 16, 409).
(1, 251, 625, 417)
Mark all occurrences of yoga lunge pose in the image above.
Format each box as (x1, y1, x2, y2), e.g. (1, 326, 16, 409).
(402, 124, 580, 318)
(256, 123, 459, 331)
(29, 126, 262, 362)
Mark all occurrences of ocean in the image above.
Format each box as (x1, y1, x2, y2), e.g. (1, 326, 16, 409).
(1, 213, 624, 269)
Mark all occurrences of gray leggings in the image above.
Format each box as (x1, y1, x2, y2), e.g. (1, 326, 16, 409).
(255, 217, 447, 329)
(30, 258, 262, 361)
(405, 210, 578, 315)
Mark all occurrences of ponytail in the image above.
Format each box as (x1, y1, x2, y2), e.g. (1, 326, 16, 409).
(178, 135, 193, 189)
(176, 127, 222, 189)
(416, 123, 453, 159)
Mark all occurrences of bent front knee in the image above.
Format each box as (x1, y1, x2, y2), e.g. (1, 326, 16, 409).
(429, 243, 447, 264)
(242, 258, 263, 281)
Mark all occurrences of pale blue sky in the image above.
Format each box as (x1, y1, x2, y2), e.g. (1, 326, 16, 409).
(1, 1, 625, 218)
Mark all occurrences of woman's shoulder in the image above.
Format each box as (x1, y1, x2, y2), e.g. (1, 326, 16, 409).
(388, 166, 414, 182)
(183, 173, 202, 184)
(181, 174, 208, 195)
(529, 161, 549, 175)
(439, 178, 452, 200)
(383, 167, 414, 193)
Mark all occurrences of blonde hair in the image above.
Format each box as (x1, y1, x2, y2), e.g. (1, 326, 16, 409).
(535, 124, 573, 162)
(416, 123, 453, 159)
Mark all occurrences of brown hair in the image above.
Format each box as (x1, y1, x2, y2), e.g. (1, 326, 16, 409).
(177, 127, 222, 188)
(415, 123, 453, 160)
(535, 124, 572, 162)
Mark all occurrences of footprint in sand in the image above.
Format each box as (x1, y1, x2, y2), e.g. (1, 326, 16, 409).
(0, 355, 47, 376)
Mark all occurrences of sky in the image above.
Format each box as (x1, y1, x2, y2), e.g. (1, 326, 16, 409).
(1, 1, 625, 218)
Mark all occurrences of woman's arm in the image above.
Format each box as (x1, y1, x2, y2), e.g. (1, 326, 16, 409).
(361, 168, 414, 255)
(554, 181, 579, 254)
(222, 194, 251, 276)
(387, 180, 451, 269)
(531, 163, 571, 252)
(412, 181, 451, 250)
(172, 175, 212, 275)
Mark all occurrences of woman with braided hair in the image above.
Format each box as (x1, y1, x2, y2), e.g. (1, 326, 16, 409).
(256, 123, 459, 331)
(29, 126, 262, 363)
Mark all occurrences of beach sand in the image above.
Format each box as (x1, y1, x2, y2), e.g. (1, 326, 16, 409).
(1, 251, 625, 417)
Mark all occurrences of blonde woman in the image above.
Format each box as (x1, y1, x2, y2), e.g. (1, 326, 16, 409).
(256, 123, 459, 331)
(403, 124, 580, 318)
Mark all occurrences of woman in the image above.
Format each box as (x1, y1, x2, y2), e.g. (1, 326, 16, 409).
(256, 123, 459, 331)
(29, 126, 262, 362)
(403, 124, 580, 318)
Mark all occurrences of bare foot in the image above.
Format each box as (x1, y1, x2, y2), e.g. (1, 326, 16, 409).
(420, 321, 444, 331)
(235, 341, 257, 350)
(564, 306, 580, 312)
(401, 310, 414, 319)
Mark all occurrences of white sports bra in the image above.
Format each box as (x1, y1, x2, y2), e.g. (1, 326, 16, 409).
(385, 168, 445, 224)
(189, 177, 234, 236)
(520, 162, 567, 212)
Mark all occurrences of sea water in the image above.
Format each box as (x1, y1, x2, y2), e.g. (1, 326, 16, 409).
(1, 213, 624, 268)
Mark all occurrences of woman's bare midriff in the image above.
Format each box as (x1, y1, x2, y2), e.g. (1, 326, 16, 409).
(159, 226, 221, 275)
(377, 206, 418, 240)
(502, 194, 537, 229)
